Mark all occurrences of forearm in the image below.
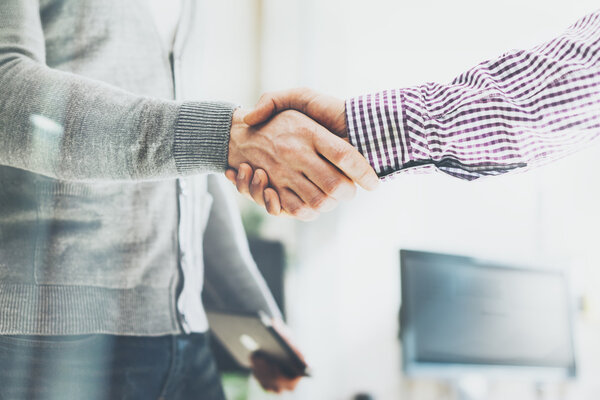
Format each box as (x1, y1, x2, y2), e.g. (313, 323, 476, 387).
(0, 0, 234, 182)
(347, 10, 600, 181)
(203, 175, 283, 319)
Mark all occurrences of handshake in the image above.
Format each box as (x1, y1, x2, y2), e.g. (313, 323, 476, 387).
(226, 88, 379, 220)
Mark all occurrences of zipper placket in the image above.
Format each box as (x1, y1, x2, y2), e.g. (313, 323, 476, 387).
(173, 0, 195, 334)
(171, 0, 194, 100)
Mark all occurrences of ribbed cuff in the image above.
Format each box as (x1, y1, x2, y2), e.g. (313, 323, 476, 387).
(173, 102, 237, 174)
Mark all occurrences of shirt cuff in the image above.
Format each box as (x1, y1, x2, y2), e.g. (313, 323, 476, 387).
(345, 89, 432, 179)
(173, 101, 237, 174)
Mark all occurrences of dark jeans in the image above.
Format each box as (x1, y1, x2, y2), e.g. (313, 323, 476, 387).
(0, 333, 226, 400)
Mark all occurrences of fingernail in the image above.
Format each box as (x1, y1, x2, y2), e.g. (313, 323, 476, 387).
(365, 175, 380, 191)
(333, 184, 356, 201)
(238, 170, 246, 180)
(320, 198, 337, 213)
(252, 173, 261, 186)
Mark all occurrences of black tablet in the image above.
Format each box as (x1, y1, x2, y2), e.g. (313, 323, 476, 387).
(206, 310, 310, 377)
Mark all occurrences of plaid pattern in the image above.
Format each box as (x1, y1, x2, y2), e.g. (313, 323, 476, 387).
(347, 10, 600, 181)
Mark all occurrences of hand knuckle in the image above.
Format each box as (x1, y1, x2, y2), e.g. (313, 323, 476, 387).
(323, 176, 343, 193)
(359, 169, 372, 184)
(280, 145, 295, 159)
(308, 193, 327, 209)
(332, 146, 350, 164)
(285, 202, 302, 216)
(294, 124, 310, 137)
(250, 178, 261, 190)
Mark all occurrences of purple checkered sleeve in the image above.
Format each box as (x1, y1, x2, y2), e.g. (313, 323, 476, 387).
(346, 10, 600, 181)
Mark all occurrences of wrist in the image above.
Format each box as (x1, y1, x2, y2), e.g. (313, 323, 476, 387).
(228, 108, 249, 168)
(174, 102, 237, 174)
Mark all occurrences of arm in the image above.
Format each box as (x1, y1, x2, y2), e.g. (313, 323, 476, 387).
(346, 10, 600, 180)
(1, 0, 377, 220)
(0, 0, 233, 181)
(202, 174, 282, 319)
(238, 9, 600, 191)
(202, 175, 305, 393)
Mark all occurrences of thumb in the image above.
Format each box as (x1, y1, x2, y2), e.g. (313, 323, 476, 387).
(313, 127, 379, 191)
(244, 88, 314, 126)
(244, 96, 277, 126)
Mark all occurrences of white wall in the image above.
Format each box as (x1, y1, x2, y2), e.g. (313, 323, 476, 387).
(249, 1, 600, 400)
(199, 1, 600, 398)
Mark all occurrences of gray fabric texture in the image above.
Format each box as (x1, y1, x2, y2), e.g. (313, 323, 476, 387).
(0, 0, 280, 335)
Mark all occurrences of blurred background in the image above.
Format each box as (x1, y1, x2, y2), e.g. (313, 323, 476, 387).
(193, 0, 600, 399)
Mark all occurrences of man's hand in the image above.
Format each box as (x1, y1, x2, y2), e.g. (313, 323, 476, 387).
(250, 317, 307, 393)
(228, 107, 377, 220)
(227, 88, 377, 218)
(225, 163, 285, 216)
(243, 88, 347, 139)
(250, 352, 302, 393)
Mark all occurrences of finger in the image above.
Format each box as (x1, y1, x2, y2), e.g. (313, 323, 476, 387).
(279, 375, 302, 391)
(301, 155, 355, 203)
(235, 163, 253, 199)
(286, 174, 336, 215)
(249, 169, 269, 209)
(271, 375, 299, 393)
(278, 188, 318, 221)
(313, 129, 379, 191)
(264, 188, 282, 216)
(244, 88, 313, 126)
(244, 88, 347, 137)
(225, 169, 237, 185)
(244, 94, 277, 126)
(251, 354, 300, 393)
(250, 356, 277, 392)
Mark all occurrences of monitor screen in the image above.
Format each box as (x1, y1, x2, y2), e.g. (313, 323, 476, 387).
(400, 250, 576, 379)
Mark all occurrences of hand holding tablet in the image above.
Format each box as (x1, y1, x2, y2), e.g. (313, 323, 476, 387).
(207, 310, 310, 392)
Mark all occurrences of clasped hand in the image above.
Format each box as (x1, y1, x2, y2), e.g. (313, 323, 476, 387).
(227, 88, 378, 220)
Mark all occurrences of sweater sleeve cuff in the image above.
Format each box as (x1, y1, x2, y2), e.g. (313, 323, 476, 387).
(173, 102, 237, 174)
(345, 89, 432, 179)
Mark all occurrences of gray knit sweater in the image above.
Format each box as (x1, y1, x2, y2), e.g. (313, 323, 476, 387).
(0, 0, 280, 335)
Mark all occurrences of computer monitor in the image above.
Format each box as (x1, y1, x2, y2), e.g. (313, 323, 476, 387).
(399, 250, 577, 380)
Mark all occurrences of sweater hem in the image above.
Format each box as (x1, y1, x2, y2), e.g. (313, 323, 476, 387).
(0, 283, 184, 336)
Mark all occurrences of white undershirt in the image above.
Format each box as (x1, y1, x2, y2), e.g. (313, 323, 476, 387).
(148, 0, 211, 334)
(147, 0, 183, 52)
(145, 1, 280, 334)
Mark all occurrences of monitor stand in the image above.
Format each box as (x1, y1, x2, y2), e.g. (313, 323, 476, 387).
(453, 375, 489, 400)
